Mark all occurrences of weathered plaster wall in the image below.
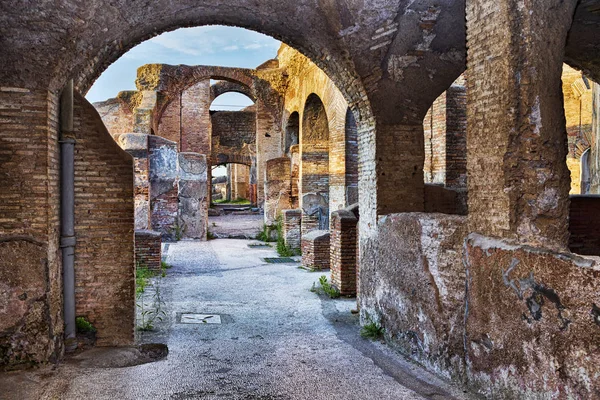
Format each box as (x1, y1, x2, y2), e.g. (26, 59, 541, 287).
(72, 93, 135, 347)
(464, 234, 600, 399)
(360, 213, 468, 382)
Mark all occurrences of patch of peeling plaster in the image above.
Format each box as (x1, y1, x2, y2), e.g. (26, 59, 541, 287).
(387, 55, 419, 81)
(530, 96, 542, 135)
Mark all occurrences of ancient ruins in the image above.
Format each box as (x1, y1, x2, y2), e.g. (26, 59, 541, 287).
(1, 1, 600, 398)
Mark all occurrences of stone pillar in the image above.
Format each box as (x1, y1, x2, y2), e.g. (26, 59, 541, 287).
(282, 209, 302, 251)
(178, 153, 208, 240)
(376, 123, 425, 215)
(264, 157, 291, 225)
(590, 83, 600, 194)
(466, 0, 576, 250)
(330, 209, 358, 296)
(117, 133, 150, 230)
(132, 91, 157, 134)
(149, 136, 179, 240)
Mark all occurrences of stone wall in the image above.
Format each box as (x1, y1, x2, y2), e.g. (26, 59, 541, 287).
(360, 213, 468, 381)
(72, 93, 135, 346)
(464, 234, 600, 398)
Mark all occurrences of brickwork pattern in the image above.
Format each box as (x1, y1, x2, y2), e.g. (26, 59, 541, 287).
(135, 230, 162, 271)
(329, 209, 358, 296)
(301, 230, 330, 271)
(0, 88, 63, 366)
(73, 93, 135, 346)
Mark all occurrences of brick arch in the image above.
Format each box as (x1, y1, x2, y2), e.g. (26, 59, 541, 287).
(210, 80, 256, 103)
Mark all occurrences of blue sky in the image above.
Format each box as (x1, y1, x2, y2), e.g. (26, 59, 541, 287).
(86, 26, 281, 109)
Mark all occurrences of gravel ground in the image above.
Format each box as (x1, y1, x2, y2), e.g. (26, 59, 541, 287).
(0, 239, 477, 400)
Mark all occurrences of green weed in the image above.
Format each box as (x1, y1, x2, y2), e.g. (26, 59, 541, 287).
(75, 316, 96, 333)
(360, 321, 384, 340)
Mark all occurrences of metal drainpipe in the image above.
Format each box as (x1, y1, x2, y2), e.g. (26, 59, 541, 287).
(60, 80, 77, 352)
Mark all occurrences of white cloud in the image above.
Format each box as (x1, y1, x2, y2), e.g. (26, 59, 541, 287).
(244, 43, 263, 50)
(224, 45, 240, 51)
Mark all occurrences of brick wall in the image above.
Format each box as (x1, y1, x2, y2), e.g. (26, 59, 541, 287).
(301, 230, 330, 271)
(345, 108, 359, 205)
(73, 93, 135, 346)
(568, 195, 600, 255)
(181, 80, 211, 155)
(0, 88, 63, 366)
(94, 97, 134, 137)
(330, 209, 358, 296)
(157, 96, 182, 149)
(282, 209, 302, 251)
(211, 111, 256, 165)
(135, 230, 162, 271)
(423, 84, 467, 188)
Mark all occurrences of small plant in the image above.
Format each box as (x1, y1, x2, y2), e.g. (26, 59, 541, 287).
(161, 261, 172, 270)
(137, 282, 167, 331)
(207, 230, 216, 240)
(136, 264, 154, 296)
(171, 220, 183, 241)
(275, 216, 300, 256)
(360, 321, 384, 340)
(75, 316, 96, 333)
(256, 223, 277, 242)
(318, 275, 341, 298)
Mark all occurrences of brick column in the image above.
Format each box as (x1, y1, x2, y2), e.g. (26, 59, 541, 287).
(330, 209, 358, 296)
(466, 0, 577, 250)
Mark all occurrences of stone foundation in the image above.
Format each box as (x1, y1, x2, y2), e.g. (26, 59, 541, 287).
(135, 230, 162, 272)
(301, 230, 330, 271)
